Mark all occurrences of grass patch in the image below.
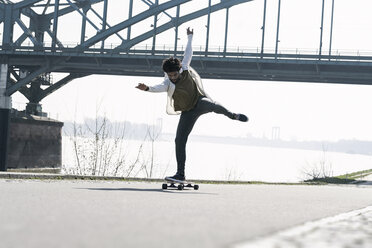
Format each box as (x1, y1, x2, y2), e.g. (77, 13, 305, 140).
(304, 177, 356, 184)
(304, 168, 372, 184)
(336, 169, 372, 180)
(7, 168, 61, 174)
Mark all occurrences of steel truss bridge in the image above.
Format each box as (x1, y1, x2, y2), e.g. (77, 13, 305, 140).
(1, 0, 372, 113)
(1, 0, 372, 171)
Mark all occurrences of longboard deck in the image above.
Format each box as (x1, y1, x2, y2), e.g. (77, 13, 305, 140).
(163, 178, 199, 190)
(165, 177, 191, 184)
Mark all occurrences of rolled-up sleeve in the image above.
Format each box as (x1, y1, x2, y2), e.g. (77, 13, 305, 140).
(148, 79, 169, 92)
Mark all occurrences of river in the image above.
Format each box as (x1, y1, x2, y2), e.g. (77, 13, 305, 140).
(61, 137, 372, 182)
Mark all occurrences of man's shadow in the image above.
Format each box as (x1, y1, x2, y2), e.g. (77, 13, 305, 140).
(77, 187, 218, 195)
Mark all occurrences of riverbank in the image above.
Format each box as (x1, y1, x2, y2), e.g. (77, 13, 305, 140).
(1, 168, 371, 186)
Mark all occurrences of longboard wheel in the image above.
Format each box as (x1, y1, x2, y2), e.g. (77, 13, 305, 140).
(177, 184, 184, 190)
(162, 183, 168, 190)
(194, 185, 199, 190)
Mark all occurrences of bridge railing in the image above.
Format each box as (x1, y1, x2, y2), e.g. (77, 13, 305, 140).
(2, 42, 372, 62)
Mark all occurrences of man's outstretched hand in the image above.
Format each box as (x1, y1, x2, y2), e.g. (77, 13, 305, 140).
(187, 27, 193, 35)
(136, 83, 149, 91)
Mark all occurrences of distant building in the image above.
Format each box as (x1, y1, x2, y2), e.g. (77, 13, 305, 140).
(272, 126, 280, 140)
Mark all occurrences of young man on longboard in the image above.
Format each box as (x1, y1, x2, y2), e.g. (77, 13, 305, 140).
(136, 27, 248, 184)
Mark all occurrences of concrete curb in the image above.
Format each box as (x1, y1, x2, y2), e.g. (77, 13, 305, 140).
(232, 206, 372, 248)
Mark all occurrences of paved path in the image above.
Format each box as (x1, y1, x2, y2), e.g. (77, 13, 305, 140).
(0, 179, 371, 248)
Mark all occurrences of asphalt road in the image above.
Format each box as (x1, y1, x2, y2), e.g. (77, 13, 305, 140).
(0, 179, 371, 248)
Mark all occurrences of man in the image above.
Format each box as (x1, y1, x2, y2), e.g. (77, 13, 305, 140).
(136, 27, 248, 181)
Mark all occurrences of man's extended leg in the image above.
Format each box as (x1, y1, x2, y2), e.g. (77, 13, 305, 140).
(197, 97, 248, 122)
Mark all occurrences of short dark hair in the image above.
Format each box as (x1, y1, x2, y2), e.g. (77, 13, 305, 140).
(162, 57, 181, 73)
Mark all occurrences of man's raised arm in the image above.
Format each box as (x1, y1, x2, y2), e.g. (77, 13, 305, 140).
(182, 27, 194, 70)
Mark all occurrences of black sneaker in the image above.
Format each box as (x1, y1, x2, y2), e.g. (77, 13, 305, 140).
(233, 113, 248, 122)
(165, 173, 185, 182)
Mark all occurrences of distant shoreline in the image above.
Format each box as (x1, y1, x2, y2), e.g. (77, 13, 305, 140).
(62, 119, 372, 156)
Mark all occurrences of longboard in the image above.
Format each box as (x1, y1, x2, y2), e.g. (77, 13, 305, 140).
(162, 177, 199, 190)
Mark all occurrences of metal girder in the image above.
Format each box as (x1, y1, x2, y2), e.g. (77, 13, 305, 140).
(117, 0, 253, 51)
(34, 73, 89, 102)
(142, 0, 173, 19)
(224, 7, 229, 54)
(51, 0, 59, 50)
(127, 0, 133, 40)
(14, 0, 43, 9)
(260, 0, 267, 56)
(87, 2, 125, 43)
(6, 51, 372, 86)
(319, 0, 325, 57)
(151, 0, 159, 54)
(205, 0, 211, 55)
(46, 29, 64, 48)
(91, 9, 125, 42)
(66, 0, 100, 32)
(0, 5, 4, 23)
(41, 0, 51, 15)
(8, 68, 30, 100)
(15, 18, 41, 46)
(275, 0, 281, 59)
(2, 4, 14, 46)
(174, 4, 180, 56)
(19, 4, 37, 18)
(45, 0, 103, 19)
(2, 0, 102, 49)
(14, 33, 28, 46)
(4, 0, 103, 44)
(77, 0, 192, 49)
(5, 64, 50, 96)
(9, 68, 20, 81)
(3, 0, 252, 52)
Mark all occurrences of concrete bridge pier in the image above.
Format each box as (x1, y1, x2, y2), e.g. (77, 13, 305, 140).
(0, 64, 11, 171)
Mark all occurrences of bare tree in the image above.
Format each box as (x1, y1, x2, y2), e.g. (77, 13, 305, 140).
(302, 143, 333, 181)
(62, 101, 166, 178)
(145, 118, 163, 178)
(224, 166, 243, 181)
(64, 116, 146, 177)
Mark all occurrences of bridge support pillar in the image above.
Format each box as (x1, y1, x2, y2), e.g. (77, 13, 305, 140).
(26, 102, 43, 116)
(0, 64, 11, 171)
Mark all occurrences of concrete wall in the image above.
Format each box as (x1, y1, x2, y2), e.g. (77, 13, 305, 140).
(7, 112, 63, 169)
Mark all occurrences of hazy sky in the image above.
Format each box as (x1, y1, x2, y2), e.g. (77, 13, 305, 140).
(8, 0, 372, 142)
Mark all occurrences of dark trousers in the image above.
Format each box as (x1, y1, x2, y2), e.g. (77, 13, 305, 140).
(175, 96, 234, 176)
